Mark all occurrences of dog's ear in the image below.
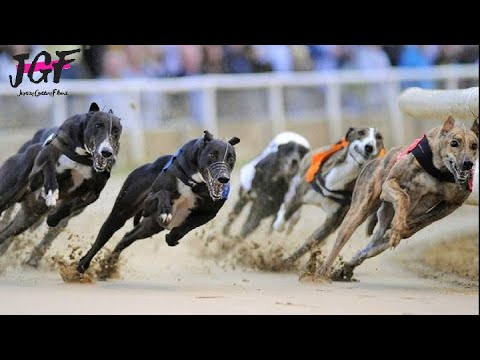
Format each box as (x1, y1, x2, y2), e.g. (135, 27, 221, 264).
(471, 118, 479, 138)
(441, 115, 455, 135)
(203, 130, 214, 142)
(345, 127, 355, 142)
(228, 137, 240, 146)
(108, 109, 114, 115)
(89, 102, 100, 112)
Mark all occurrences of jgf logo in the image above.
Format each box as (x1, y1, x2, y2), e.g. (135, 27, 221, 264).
(9, 48, 81, 88)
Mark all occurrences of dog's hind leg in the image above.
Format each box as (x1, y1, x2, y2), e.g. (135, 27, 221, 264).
(332, 202, 394, 281)
(0, 207, 16, 232)
(365, 206, 380, 236)
(133, 211, 143, 226)
(273, 174, 304, 232)
(239, 200, 264, 239)
(284, 205, 349, 266)
(104, 217, 164, 269)
(316, 175, 382, 279)
(25, 208, 84, 268)
(222, 188, 249, 236)
(285, 208, 301, 235)
(0, 204, 45, 256)
(77, 206, 140, 273)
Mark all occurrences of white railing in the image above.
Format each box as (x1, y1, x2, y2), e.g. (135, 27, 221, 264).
(0, 64, 478, 163)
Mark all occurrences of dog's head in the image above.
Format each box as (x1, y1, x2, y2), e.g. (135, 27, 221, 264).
(276, 141, 310, 179)
(345, 127, 385, 163)
(83, 102, 123, 172)
(436, 116, 478, 185)
(197, 130, 240, 201)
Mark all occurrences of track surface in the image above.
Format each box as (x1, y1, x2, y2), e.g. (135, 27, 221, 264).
(0, 176, 478, 315)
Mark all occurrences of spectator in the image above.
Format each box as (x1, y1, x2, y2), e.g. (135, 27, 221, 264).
(224, 45, 253, 73)
(308, 45, 340, 71)
(398, 45, 437, 89)
(91, 50, 139, 129)
(253, 45, 293, 72)
(202, 45, 225, 74)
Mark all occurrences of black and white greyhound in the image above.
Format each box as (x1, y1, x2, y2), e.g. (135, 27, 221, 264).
(222, 131, 310, 239)
(0, 102, 122, 265)
(77, 130, 240, 275)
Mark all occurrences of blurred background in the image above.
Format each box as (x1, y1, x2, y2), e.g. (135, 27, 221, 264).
(0, 45, 478, 167)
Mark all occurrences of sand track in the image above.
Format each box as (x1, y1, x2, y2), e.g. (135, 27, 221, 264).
(0, 176, 478, 314)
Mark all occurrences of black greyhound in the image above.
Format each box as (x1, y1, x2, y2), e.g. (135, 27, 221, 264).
(0, 127, 56, 219)
(0, 103, 122, 264)
(77, 130, 240, 274)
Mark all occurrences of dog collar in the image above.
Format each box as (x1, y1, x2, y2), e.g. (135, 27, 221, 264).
(162, 148, 203, 187)
(409, 135, 459, 185)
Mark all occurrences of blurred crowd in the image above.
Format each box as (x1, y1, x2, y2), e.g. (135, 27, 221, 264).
(1, 45, 478, 81)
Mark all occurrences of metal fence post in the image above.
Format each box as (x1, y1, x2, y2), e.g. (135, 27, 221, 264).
(129, 90, 146, 164)
(203, 87, 218, 136)
(269, 84, 286, 136)
(326, 82, 342, 142)
(386, 80, 403, 146)
(52, 95, 68, 126)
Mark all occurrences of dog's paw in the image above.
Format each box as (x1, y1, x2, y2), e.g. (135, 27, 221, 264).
(159, 213, 173, 225)
(46, 214, 60, 227)
(386, 229, 402, 249)
(42, 188, 59, 207)
(165, 233, 179, 247)
(77, 259, 89, 274)
(272, 218, 285, 232)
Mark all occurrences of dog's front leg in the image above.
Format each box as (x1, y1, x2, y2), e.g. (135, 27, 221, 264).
(222, 188, 249, 236)
(46, 192, 96, 227)
(46, 172, 109, 227)
(144, 190, 173, 225)
(165, 209, 220, 247)
(284, 205, 349, 266)
(380, 178, 410, 248)
(29, 147, 60, 207)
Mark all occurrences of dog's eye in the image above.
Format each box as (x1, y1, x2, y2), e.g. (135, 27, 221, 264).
(471, 143, 478, 150)
(375, 133, 383, 140)
(450, 140, 459, 147)
(208, 153, 215, 159)
(95, 123, 103, 130)
(358, 130, 366, 136)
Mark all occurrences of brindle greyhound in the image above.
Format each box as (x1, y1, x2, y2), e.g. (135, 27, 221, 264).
(0, 103, 122, 262)
(316, 116, 478, 281)
(273, 127, 385, 266)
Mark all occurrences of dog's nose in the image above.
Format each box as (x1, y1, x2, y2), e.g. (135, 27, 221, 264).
(462, 160, 474, 171)
(218, 176, 230, 184)
(364, 144, 374, 154)
(101, 149, 113, 158)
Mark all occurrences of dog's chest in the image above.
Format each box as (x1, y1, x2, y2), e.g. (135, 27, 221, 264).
(322, 156, 360, 191)
(56, 155, 92, 191)
(166, 180, 199, 229)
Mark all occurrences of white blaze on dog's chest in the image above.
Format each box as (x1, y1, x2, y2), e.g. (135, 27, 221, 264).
(56, 155, 92, 191)
(322, 153, 361, 192)
(164, 179, 199, 229)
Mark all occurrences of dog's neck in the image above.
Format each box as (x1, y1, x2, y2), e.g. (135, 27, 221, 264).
(163, 139, 206, 187)
(413, 133, 456, 184)
(319, 146, 363, 191)
(49, 128, 93, 167)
